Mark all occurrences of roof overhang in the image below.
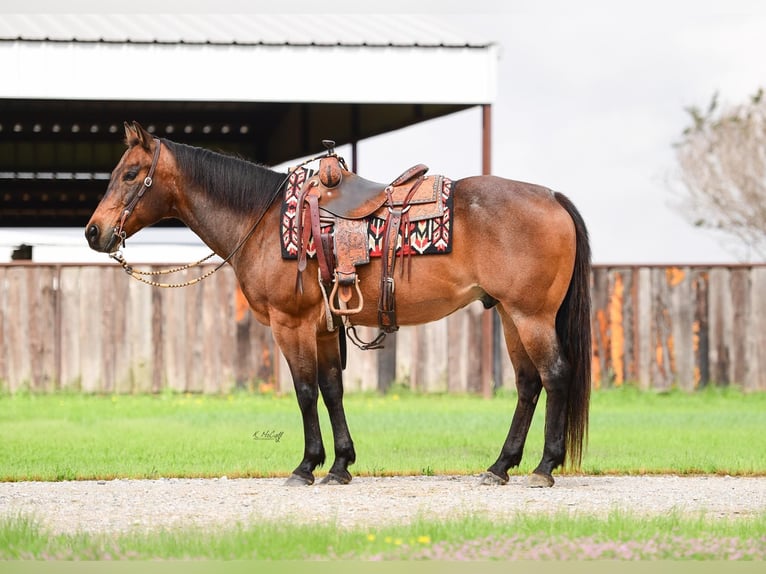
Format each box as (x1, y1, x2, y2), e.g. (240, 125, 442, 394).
(1, 40, 498, 105)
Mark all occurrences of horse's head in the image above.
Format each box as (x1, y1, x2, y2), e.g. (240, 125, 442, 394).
(85, 121, 172, 253)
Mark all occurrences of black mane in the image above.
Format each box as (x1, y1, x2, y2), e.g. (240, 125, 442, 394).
(163, 139, 287, 214)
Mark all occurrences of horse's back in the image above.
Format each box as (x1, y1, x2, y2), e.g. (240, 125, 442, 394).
(454, 174, 577, 303)
(346, 174, 578, 326)
(454, 175, 568, 229)
(452, 174, 576, 262)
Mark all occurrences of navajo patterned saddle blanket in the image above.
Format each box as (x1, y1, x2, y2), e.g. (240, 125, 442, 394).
(280, 167, 454, 259)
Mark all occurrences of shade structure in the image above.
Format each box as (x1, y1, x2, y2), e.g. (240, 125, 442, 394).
(0, 12, 498, 227)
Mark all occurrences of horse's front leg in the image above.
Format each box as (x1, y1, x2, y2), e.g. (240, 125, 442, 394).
(316, 331, 356, 484)
(271, 321, 325, 486)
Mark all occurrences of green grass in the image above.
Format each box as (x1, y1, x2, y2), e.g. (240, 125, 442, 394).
(2, 387, 765, 561)
(1, 386, 765, 481)
(2, 511, 765, 560)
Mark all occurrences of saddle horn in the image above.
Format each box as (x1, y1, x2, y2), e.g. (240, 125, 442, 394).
(322, 140, 336, 155)
(319, 140, 343, 188)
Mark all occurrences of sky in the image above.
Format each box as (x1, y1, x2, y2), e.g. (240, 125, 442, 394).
(354, 1, 766, 264)
(3, 0, 766, 264)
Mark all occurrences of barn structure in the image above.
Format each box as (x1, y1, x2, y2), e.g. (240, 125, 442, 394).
(0, 13, 498, 230)
(0, 11, 504, 395)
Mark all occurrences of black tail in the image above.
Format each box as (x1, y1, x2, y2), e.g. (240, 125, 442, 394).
(554, 192, 592, 469)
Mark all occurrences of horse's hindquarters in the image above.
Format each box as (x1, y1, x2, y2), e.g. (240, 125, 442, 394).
(345, 176, 577, 328)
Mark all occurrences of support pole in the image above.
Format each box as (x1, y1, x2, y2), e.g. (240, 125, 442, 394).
(351, 140, 358, 172)
(351, 104, 360, 172)
(481, 104, 494, 399)
(482, 104, 492, 176)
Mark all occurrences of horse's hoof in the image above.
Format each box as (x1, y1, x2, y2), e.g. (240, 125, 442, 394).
(284, 473, 314, 487)
(527, 472, 554, 488)
(319, 471, 352, 485)
(478, 471, 508, 486)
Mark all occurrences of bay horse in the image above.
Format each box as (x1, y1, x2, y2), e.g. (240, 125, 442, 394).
(86, 121, 591, 488)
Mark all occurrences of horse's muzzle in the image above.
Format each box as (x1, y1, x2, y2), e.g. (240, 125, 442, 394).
(85, 223, 118, 253)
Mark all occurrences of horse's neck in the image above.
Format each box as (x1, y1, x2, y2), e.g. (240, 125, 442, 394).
(174, 185, 264, 261)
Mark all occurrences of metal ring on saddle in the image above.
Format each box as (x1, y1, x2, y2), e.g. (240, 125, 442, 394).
(388, 203, 412, 214)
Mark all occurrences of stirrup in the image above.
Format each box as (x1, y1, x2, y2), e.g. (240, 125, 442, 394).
(329, 272, 364, 315)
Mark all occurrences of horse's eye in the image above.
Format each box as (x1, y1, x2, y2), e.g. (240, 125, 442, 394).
(123, 168, 139, 182)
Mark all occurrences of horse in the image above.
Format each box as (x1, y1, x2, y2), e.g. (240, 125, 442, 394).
(86, 121, 592, 488)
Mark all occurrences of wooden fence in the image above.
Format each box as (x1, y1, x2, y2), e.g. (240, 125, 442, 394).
(591, 265, 766, 391)
(1, 263, 764, 393)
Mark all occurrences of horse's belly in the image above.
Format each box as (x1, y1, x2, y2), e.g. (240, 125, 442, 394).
(349, 268, 482, 327)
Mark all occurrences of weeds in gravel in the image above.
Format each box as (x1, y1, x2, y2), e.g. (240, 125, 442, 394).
(1, 511, 764, 560)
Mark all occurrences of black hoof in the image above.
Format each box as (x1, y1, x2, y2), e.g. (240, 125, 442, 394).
(284, 473, 314, 487)
(319, 471, 352, 485)
(527, 472, 554, 488)
(478, 471, 508, 486)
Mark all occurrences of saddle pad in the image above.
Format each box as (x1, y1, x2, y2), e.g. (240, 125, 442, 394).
(280, 167, 454, 259)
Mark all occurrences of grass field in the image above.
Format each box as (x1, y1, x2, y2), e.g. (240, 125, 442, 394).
(2, 386, 765, 561)
(1, 385, 765, 481)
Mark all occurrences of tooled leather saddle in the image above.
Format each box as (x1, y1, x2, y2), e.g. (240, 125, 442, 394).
(294, 140, 443, 345)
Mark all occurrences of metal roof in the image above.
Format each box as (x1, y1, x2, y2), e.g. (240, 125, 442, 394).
(0, 13, 488, 47)
(0, 13, 498, 104)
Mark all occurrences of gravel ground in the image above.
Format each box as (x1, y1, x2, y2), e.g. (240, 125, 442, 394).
(1, 475, 764, 535)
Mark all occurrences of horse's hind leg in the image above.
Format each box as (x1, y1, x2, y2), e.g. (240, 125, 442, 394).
(481, 310, 543, 485)
(513, 313, 572, 487)
(316, 331, 356, 485)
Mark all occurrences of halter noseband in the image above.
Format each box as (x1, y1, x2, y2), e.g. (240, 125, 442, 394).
(114, 137, 162, 248)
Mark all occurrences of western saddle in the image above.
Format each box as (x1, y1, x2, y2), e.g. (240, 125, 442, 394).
(294, 140, 436, 346)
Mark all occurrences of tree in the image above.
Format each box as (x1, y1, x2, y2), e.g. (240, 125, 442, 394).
(672, 88, 766, 260)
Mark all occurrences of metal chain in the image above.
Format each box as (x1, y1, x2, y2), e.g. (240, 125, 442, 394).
(111, 250, 217, 276)
(110, 250, 225, 288)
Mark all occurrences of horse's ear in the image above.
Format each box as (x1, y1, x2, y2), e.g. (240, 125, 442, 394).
(124, 121, 138, 147)
(132, 121, 154, 152)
